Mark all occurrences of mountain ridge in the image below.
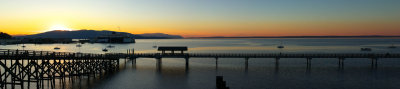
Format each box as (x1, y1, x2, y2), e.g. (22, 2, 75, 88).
(16, 30, 183, 39)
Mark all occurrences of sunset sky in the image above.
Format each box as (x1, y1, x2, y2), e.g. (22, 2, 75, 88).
(0, 0, 399, 37)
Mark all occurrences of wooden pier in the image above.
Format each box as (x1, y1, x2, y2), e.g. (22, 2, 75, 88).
(1, 48, 400, 89)
(120, 49, 400, 73)
(0, 49, 120, 89)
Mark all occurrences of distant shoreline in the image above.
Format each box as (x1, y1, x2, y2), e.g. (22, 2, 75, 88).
(186, 36, 400, 39)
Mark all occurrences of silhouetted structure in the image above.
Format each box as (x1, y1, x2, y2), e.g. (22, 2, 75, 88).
(216, 76, 230, 89)
(122, 52, 400, 72)
(0, 32, 12, 39)
(2, 48, 400, 88)
(0, 49, 120, 89)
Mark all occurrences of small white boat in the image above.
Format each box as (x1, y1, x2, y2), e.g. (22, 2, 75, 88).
(388, 44, 396, 48)
(102, 48, 108, 52)
(361, 48, 372, 51)
(54, 47, 60, 50)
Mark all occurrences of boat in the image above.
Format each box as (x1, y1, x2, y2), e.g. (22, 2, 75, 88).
(361, 48, 372, 51)
(21, 44, 26, 48)
(76, 44, 82, 47)
(54, 47, 60, 50)
(277, 41, 284, 49)
(388, 44, 396, 48)
(107, 44, 115, 48)
(102, 48, 108, 52)
(153, 42, 158, 48)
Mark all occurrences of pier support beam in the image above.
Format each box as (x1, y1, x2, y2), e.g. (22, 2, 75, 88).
(132, 58, 136, 69)
(185, 57, 189, 72)
(306, 58, 312, 68)
(275, 58, 280, 66)
(132, 58, 136, 64)
(275, 58, 280, 73)
(371, 58, 378, 69)
(338, 58, 345, 69)
(215, 57, 219, 70)
(156, 58, 162, 72)
(245, 58, 249, 72)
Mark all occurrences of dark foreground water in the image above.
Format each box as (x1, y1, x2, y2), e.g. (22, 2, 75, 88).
(2, 38, 400, 89)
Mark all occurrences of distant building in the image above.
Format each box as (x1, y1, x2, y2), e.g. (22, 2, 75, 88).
(91, 32, 135, 43)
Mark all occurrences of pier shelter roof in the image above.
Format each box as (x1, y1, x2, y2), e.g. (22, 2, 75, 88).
(158, 46, 188, 51)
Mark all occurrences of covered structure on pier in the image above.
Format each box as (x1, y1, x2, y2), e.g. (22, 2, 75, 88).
(158, 46, 188, 54)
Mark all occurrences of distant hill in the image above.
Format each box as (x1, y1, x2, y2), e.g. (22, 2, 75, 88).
(17, 30, 183, 39)
(137, 33, 182, 39)
(190, 36, 400, 39)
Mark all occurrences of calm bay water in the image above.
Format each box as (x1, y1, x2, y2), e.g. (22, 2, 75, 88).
(2, 38, 400, 89)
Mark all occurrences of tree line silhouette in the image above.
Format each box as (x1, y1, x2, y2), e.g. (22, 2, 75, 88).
(0, 32, 12, 39)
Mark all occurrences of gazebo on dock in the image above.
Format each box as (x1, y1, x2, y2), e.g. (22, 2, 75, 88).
(158, 46, 188, 54)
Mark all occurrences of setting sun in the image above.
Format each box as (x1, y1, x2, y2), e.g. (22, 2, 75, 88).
(45, 24, 73, 32)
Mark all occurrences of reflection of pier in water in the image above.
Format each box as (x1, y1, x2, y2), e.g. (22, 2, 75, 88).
(2, 48, 400, 88)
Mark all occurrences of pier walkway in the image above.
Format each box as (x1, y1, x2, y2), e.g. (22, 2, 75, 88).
(1, 49, 400, 89)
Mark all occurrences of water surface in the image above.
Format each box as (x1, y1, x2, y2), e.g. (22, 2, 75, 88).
(1, 38, 400, 89)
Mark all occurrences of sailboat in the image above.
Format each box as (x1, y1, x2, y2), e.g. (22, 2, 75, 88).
(277, 41, 284, 49)
(54, 47, 60, 50)
(388, 44, 396, 48)
(102, 48, 108, 52)
(21, 44, 26, 48)
(152, 41, 158, 48)
(106, 26, 120, 48)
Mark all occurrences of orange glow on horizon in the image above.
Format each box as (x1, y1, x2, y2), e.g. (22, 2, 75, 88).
(1, 18, 400, 37)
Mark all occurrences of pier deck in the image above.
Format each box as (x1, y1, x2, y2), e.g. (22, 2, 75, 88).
(1, 49, 400, 89)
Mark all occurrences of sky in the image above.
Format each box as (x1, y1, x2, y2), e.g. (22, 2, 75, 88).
(0, 0, 399, 37)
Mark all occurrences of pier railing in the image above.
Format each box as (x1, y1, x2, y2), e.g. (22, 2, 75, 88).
(114, 53, 400, 59)
(4, 49, 399, 59)
(1, 49, 400, 89)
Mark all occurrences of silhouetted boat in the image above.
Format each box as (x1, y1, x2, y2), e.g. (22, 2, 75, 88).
(107, 44, 115, 48)
(102, 48, 108, 52)
(153, 41, 158, 48)
(388, 44, 396, 48)
(277, 41, 284, 48)
(21, 44, 26, 48)
(54, 47, 60, 50)
(361, 48, 372, 51)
